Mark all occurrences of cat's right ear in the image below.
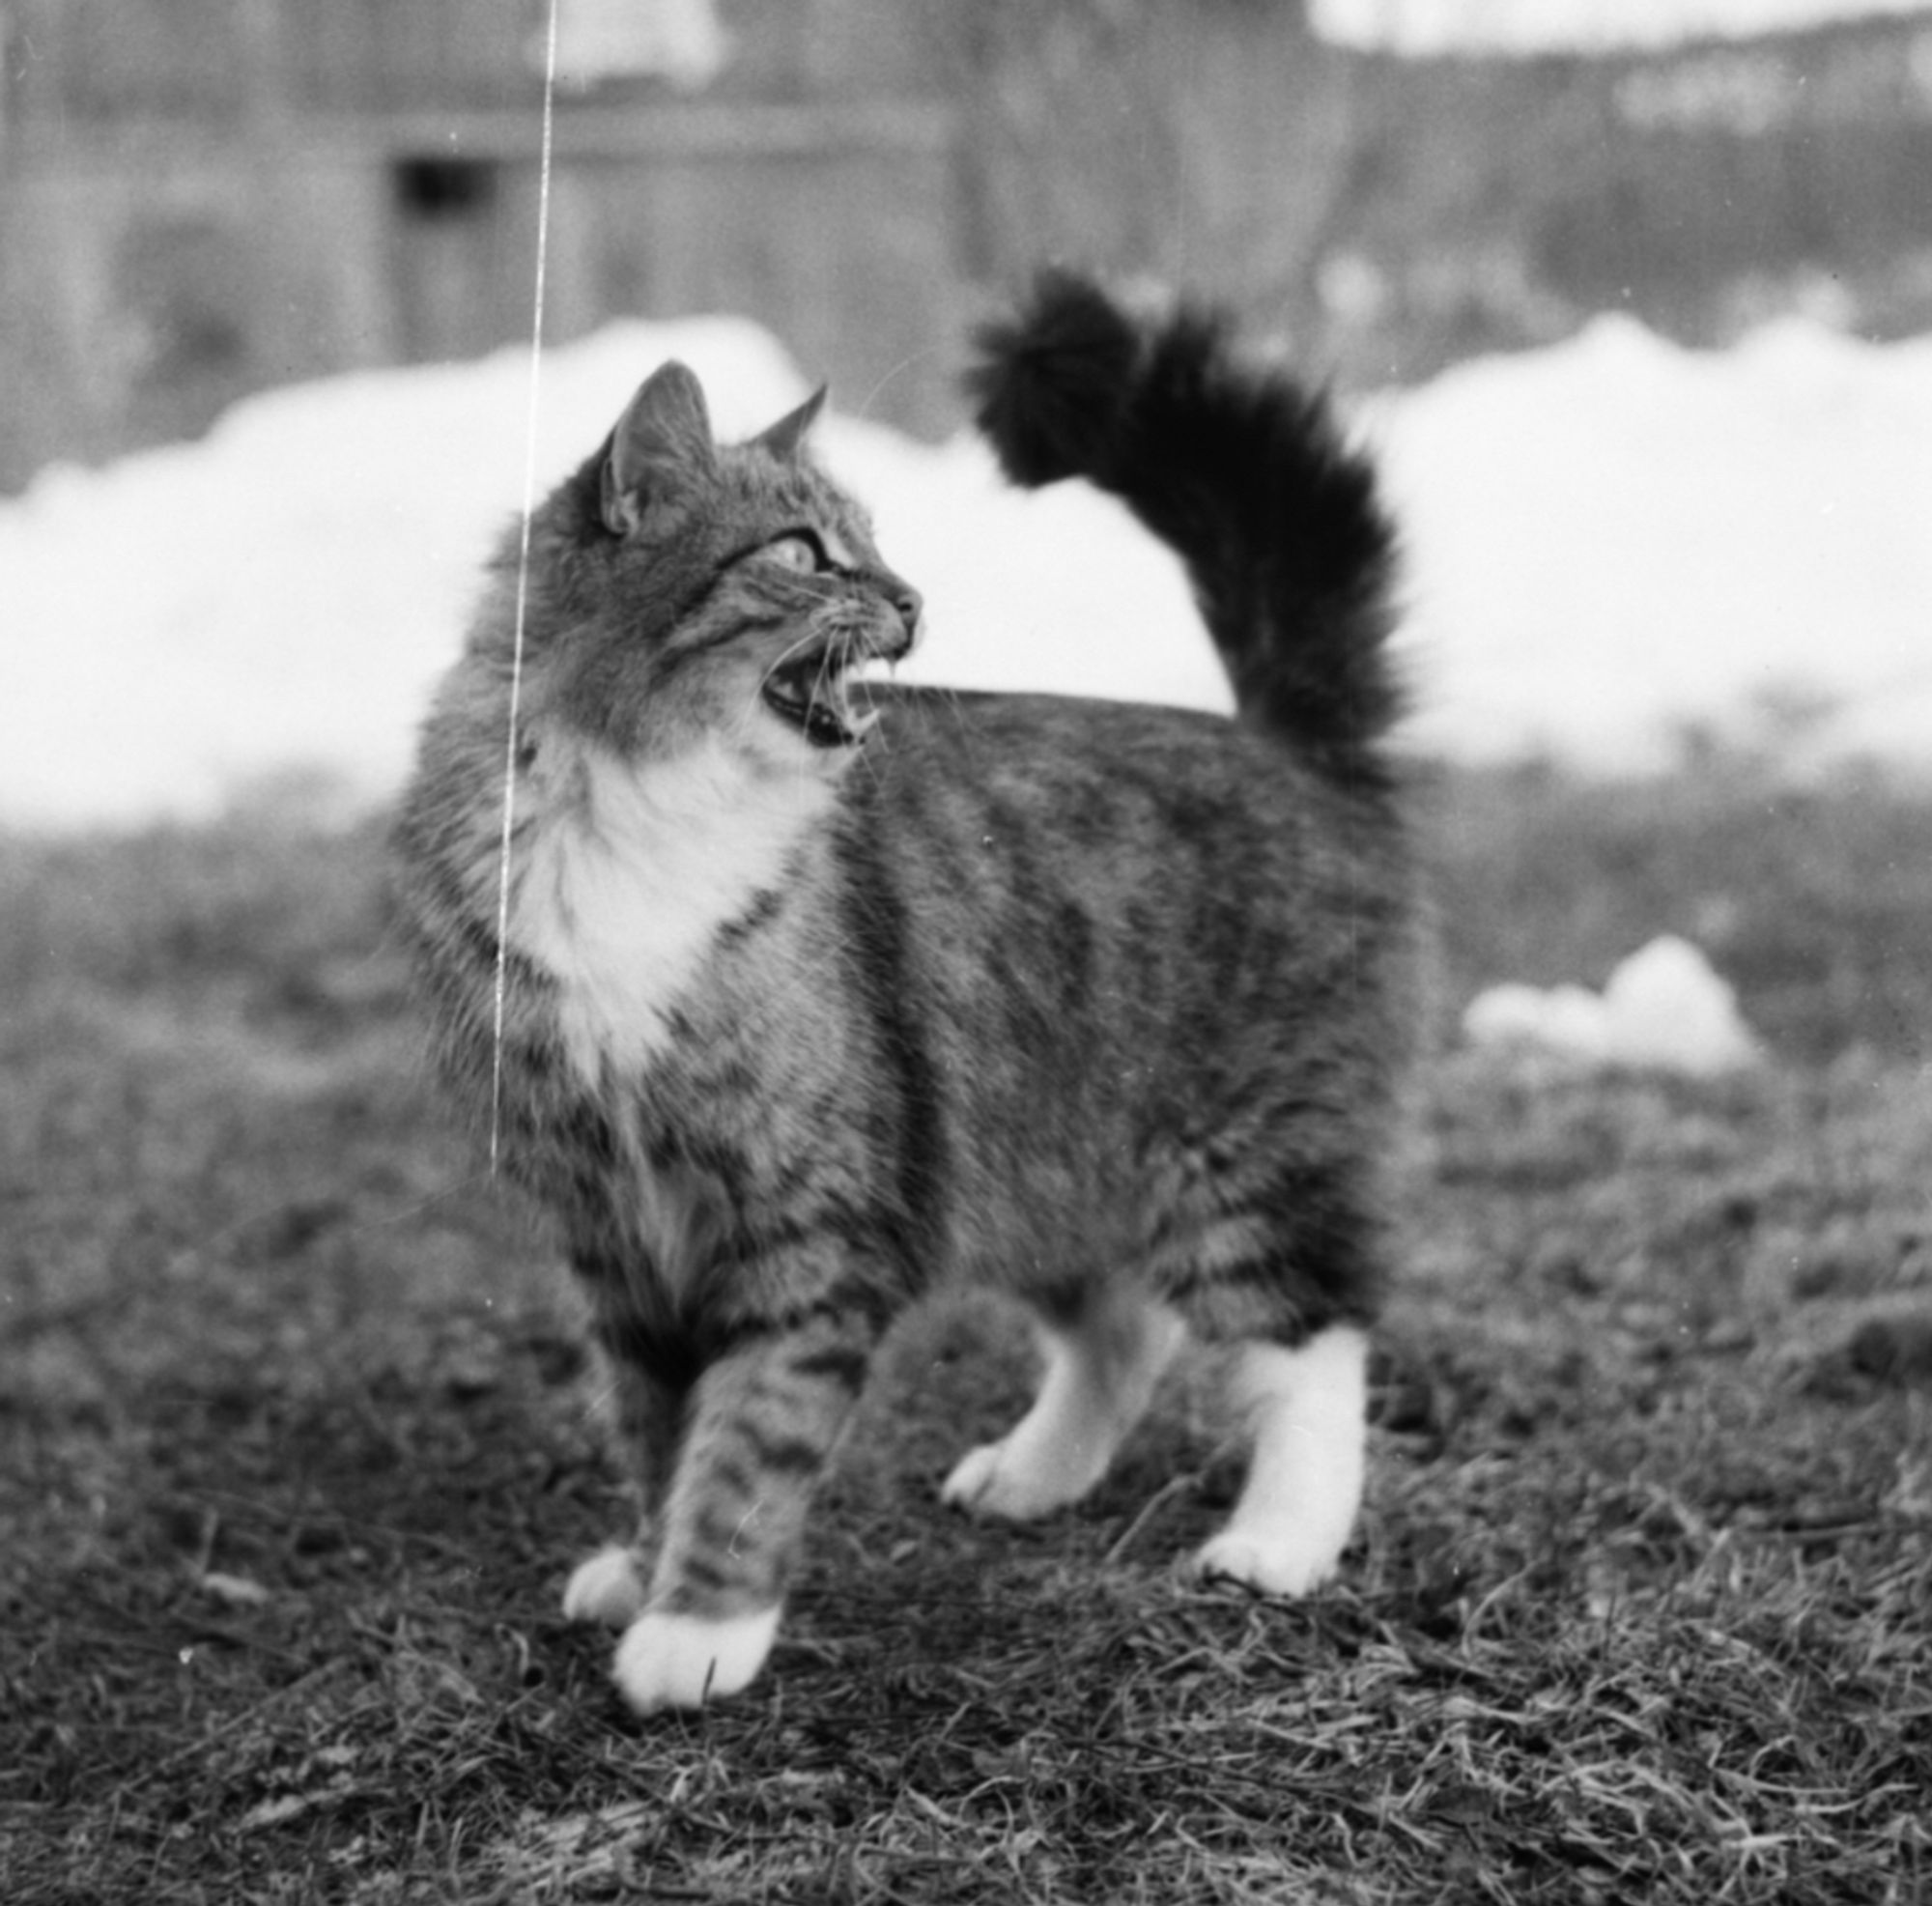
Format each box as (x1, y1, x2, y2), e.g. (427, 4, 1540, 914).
(601, 362, 717, 536)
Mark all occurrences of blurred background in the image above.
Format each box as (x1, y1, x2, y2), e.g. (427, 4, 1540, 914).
(4, 0, 1931, 829)
(5, 0, 1930, 486)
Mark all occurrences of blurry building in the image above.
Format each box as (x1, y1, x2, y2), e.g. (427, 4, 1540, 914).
(934, 3, 1932, 381)
(1320, 12, 1932, 378)
(0, 0, 957, 489)
(3, 0, 1930, 491)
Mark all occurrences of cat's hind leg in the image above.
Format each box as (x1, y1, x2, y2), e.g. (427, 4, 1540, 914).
(1192, 1323, 1367, 1596)
(942, 1285, 1184, 1522)
(1158, 1140, 1385, 1593)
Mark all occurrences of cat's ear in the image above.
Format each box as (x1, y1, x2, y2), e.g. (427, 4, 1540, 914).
(750, 384, 828, 463)
(601, 362, 717, 536)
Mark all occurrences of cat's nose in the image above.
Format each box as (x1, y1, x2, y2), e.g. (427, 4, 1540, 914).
(874, 572, 921, 656)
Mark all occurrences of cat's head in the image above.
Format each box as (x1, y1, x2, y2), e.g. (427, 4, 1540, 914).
(474, 361, 922, 771)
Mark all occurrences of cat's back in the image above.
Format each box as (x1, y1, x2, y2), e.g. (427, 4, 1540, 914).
(851, 680, 1408, 904)
(840, 678, 1416, 1074)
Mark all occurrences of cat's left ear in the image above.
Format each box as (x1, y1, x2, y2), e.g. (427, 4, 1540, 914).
(750, 385, 828, 463)
(602, 361, 718, 536)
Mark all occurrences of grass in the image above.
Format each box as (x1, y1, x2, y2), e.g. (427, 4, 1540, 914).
(3, 755, 1930, 1904)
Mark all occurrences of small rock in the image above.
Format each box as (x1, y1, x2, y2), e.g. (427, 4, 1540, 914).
(197, 1570, 272, 1607)
(1847, 1314, 1932, 1386)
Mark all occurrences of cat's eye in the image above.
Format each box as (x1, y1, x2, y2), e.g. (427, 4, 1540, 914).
(761, 531, 828, 574)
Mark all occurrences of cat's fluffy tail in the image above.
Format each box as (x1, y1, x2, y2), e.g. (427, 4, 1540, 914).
(966, 270, 1403, 783)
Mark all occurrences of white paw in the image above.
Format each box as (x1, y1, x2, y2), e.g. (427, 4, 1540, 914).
(611, 1606, 782, 1714)
(940, 1438, 1073, 1522)
(1192, 1527, 1343, 1598)
(561, 1545, 647, 1628)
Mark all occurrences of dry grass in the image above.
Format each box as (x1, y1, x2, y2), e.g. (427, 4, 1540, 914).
(3, 758, 1929, 1904)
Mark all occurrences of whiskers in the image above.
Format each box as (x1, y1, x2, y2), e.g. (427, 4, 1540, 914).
(741, 612, 889, 751)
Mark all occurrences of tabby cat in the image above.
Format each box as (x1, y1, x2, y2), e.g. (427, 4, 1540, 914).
(393, 270, 1416, 1714)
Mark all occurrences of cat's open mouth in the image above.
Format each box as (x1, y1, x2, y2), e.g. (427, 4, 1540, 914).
(761, 636, 895, 750)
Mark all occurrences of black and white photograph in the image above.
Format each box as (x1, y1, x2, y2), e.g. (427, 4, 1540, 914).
(4, 2, 1929, 1900)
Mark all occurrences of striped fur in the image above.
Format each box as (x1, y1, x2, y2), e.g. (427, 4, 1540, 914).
(393, 273, 1417, 1715)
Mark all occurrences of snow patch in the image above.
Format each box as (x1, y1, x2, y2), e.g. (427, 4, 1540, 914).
(1463, 935, 1761, 1074)
(1312, 0, 1932, 56)
(1375, 314, 1932, 775)
(5, 307, 1930, 831)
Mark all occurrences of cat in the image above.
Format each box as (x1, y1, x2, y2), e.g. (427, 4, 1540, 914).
(392, 269, 1416, 1715)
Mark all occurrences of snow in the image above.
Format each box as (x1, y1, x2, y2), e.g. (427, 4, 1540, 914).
(1312, 0, 1932, 55)
(1372, 314, 1932, 774)
(6, 307, 1931, 834)
(1464, 936, 1762, 1074)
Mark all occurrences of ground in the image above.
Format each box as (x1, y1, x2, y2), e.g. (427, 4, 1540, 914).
(3, 754, 1929, 1905)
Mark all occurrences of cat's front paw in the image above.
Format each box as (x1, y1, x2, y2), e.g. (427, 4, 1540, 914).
(612, 1606, 782, 1714)
(940, 1438, 1075, 1522)
(562, 1545, 647, 1628)
(1191, 1528, 1343, 1599)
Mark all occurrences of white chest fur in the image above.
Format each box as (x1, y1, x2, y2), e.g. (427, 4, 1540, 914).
(512, 737, 831, 1088)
